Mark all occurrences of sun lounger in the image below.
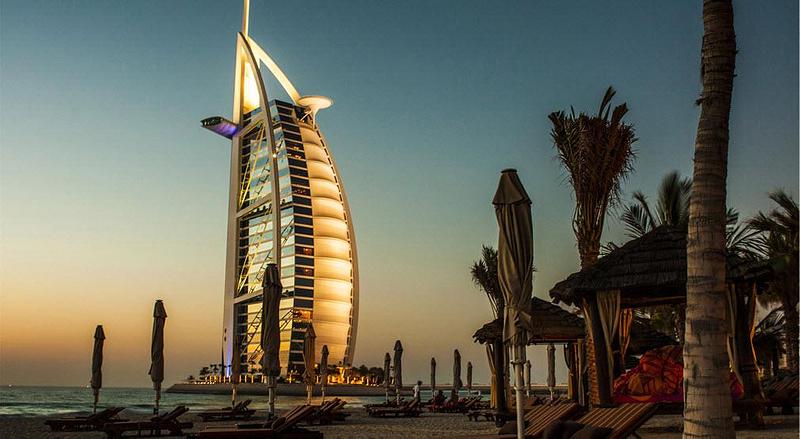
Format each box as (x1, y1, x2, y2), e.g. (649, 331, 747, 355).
(467, 397, 540, 422)
(566, 402, 659, 439)
(102, 405, 192, 439)
(430, 395, 481, 413)
(45, 407, 126, 431)
(467, 409, 496, 422)
(309, 398, 349, 424)
(764, 373, 799, 415)
(190, 404, 322, 438)
(368, 399, 423, 418)
(198, 399, 256, 421)
(462, 401, 582, 438)
(364, 398, 404, 411)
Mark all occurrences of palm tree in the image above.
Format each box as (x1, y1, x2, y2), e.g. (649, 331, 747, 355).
(470, 246, 507, 412)
(470, 246, 502, 316)
(684, 0, 737, 436)
(749, 190, 799, 372)
(549, 86, 637, 405)
(549, 86, 637, 268)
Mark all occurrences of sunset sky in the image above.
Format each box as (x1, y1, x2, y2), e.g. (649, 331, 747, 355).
(1, 0, 797, 388)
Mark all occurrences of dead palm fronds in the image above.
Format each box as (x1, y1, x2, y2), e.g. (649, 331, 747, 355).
(549, 86, 638, 267)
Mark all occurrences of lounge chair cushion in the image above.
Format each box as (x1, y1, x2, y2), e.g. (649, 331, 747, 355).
(569, 425, 613, 439)
(543, 420, 586, 439)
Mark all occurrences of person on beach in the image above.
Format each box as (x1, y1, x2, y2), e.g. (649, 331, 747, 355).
(413, 380, 422, 402)
(433, 390, 446, 406)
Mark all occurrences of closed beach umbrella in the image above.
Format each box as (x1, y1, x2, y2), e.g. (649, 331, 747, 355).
(493, 169, 534, 439)
(467, 361, 473, 394)
(525, 360, 532, 397)
(262, 263, 282, 416)
(393, 340, 403, 403)
(452, 349, 462, 400)
(149, 300, 167, 415)
(383, 352, 391, 403)
(303, 323, 316, 403)
(320, 345, 329, 402)
(90, 325, 105, 414)
(546, 343, 556, 400)
(430, 357, 437, 397)
(230, 334, 241, 406)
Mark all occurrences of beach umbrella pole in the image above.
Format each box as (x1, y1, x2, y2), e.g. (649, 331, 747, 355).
(231, 383, 238, 407)
(93, 390, 99, 414)
(268, 377, 276, 417)
(512, 350, 525, 439)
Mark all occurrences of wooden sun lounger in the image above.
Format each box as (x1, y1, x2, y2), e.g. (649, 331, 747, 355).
(570, 402, 659, 439)
(364, 398, 404, 411)
(430, 396, 480, 413)
(463, 401, 581, 438)
(467, 397, 536, 422)
(764, 374, 799, 415)
(190, 404, 322, 438)
(519, 401, 582, 438)
(198, 399, 256, 421)
(45, 407, 126, 431)
(102, 405, 192, 439)
(309, 398, 349, 424)
(368, 399, 422, 418)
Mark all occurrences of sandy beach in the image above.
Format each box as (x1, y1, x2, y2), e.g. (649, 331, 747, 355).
(4, 408, 797, 438)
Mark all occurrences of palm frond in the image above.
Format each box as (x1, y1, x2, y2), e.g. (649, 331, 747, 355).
(620, 203, 651, 239)
(470, 245, 503, 317)
(600, 241, 620, 256)
(655, 171, 691, 226)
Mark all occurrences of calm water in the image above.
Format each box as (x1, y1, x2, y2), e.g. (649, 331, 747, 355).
(0, 386, 395, 417)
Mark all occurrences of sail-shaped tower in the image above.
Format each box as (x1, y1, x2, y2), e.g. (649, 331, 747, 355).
(202, 0, 358, 377)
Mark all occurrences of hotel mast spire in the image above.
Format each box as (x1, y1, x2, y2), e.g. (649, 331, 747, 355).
(242, 0, 250, 36)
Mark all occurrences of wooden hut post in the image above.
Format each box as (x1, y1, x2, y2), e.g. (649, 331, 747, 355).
(733, 281, 765, 427)
(576, 339, 586, 406)
(584, 297, 613, 406)
(564, 343, 577, 401)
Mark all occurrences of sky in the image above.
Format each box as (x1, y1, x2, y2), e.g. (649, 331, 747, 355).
(1, 0, 797, 388)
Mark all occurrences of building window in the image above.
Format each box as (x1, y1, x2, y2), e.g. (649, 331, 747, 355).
(295, 277, 314, 287)
(295, 256, 314, 267)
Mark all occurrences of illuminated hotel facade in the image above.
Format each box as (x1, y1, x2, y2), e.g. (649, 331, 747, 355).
(202, 0, 358, 376)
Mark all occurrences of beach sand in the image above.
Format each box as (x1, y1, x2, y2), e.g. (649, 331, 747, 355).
(3, 409, 797, 438)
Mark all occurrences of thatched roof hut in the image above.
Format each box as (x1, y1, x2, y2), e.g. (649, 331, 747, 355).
(473, 297, 584, 344)
(547, 225, 773, 407)
(472, 298, 674, 355)
(549, 225, 772, 307)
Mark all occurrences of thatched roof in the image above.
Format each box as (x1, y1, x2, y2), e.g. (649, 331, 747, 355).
(549, 225, 773, 307)
(473, 297, 676, 353)
(473, 297, 584, 344)
(754, 307, 786, 352)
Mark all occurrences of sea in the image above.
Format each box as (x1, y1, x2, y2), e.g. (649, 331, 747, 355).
(0, 386, 393, 417)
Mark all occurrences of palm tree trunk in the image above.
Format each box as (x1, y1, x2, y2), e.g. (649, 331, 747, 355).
(684, 0, 736, 437)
